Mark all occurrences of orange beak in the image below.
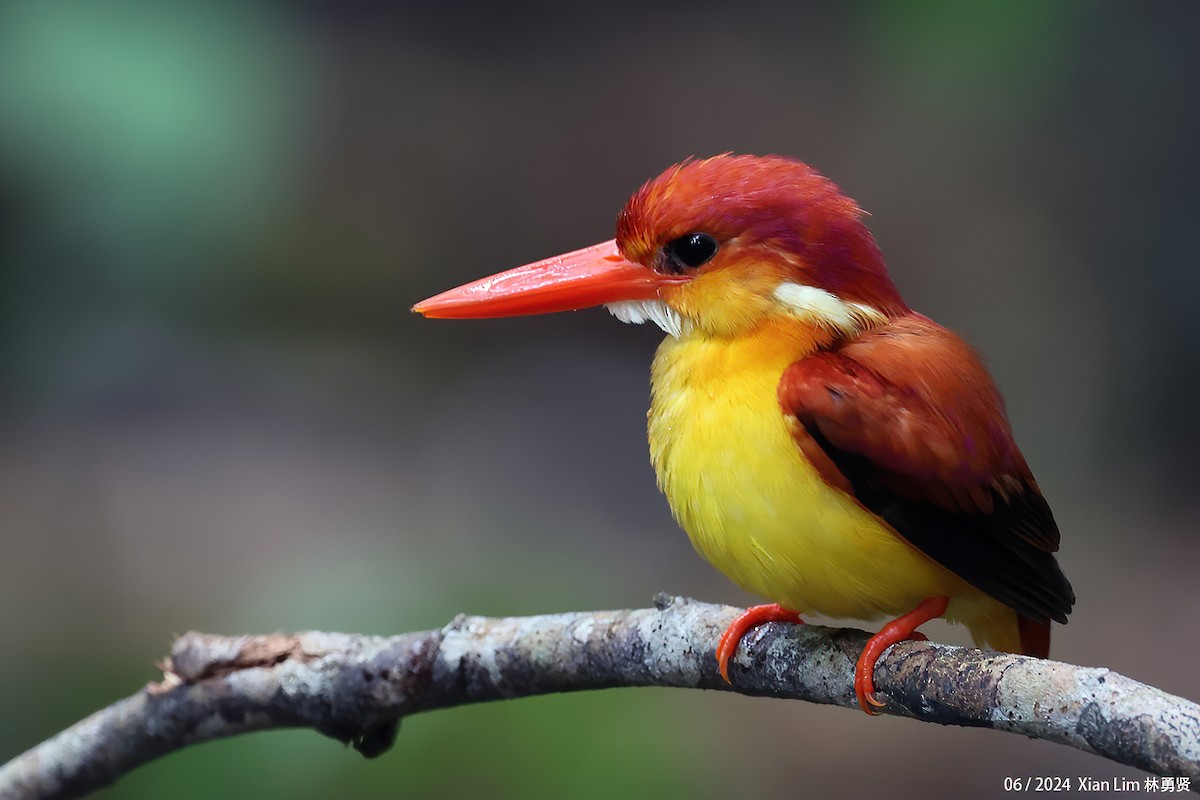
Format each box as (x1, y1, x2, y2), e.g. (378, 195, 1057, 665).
(412, 239, 685, 319)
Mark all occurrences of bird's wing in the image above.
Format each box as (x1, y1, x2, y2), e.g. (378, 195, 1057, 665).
(778, 314, 1074, 629)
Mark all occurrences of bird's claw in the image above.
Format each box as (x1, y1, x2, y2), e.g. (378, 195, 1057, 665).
(715, 604, 803, 683)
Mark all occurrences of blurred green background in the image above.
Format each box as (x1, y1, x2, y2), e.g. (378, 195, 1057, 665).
(2, 2, 1198, 798)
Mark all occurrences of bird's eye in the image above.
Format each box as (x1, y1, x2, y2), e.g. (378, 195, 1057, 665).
(664, 233, 718, 272)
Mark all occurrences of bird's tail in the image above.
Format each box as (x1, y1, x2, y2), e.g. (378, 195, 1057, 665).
(964, 598, 1050, 658)
(1017, 615, 1051, 659)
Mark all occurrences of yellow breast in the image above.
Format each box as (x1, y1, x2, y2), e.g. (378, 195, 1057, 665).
(647, 320, 965, 621)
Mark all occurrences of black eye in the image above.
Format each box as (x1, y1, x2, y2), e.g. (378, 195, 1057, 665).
(664, 232, 718, 272)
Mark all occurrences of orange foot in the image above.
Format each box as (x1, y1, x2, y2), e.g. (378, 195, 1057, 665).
(716, 603, 804, 683)
(854, 595, 950, 715)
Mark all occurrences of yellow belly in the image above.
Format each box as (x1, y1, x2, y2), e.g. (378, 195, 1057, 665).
(648, 321, 970, 623)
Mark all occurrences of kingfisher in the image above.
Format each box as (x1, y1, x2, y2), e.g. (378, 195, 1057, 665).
(413, 154, 1074, 713)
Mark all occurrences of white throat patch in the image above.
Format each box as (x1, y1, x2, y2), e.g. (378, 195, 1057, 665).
(605, 300, 690, 339)
(772, 282, 886, 337)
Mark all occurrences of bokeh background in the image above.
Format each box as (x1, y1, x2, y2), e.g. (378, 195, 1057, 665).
(2, 2, 1198, 798)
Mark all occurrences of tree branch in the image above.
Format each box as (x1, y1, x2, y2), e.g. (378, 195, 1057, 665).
(3, 595, 1198, 799)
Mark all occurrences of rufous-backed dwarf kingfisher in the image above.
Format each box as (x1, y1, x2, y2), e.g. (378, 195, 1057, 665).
(413, 154, 1074, 714)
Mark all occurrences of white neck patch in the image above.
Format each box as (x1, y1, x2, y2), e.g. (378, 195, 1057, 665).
(605, 300, 691, 339)
(772, 282, 885, 337)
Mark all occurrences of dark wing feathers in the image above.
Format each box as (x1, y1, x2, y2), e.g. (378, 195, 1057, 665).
(779, 315, 1074, 626)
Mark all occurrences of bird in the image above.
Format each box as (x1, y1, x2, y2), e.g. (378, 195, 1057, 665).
(412, 154, 1074, 714)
